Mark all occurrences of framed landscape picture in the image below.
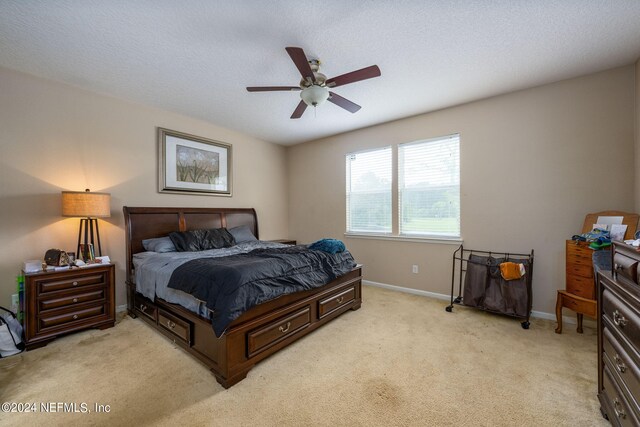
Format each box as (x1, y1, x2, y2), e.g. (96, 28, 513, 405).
(158, 127, 232, 196)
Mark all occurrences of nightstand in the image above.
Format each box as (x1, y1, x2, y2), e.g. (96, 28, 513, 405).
(23, 264, 115, 350)
(268, 239, 297, 245)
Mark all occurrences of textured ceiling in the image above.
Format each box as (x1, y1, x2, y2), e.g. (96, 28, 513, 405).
(1, 1, 640, 145)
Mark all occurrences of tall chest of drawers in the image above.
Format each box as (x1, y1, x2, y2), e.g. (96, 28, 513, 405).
(23, 264, 115, 350)
(597, 243, 640, 425)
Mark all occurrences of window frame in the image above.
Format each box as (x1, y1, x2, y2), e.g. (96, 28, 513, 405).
(345, 145, 393, 235)
(345, 134, 462, 244)
(398, 134, 461, 239)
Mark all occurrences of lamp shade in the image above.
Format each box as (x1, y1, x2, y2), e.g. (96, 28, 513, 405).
(61, 190, 111, 218)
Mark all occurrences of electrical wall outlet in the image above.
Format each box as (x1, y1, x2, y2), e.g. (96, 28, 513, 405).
(11, 294, 19, 313)
(412, 265, 419, 274)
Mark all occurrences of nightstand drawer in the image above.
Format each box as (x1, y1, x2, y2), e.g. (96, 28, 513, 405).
(39, 304, 107, 331)
(37, 271, 108, 294)
(158, 309, 191, 345)
(318, 286, 355, 318)
(39, 288, 106, 312)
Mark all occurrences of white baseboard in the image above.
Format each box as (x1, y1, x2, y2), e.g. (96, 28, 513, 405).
(362, 280, 576, 324)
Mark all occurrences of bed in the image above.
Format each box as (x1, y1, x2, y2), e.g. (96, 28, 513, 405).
(123, 206, 362, 388)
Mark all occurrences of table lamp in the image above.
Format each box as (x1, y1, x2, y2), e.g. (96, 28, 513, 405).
(61, 189, 111, 260)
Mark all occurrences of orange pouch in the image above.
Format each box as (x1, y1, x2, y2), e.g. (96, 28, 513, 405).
(500, 262, 522, 281)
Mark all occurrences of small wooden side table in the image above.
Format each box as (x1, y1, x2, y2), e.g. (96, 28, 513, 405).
(554, 290, 596, 334)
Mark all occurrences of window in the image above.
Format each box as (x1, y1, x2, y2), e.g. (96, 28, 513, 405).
(399, 135, 460, 237)
(346, 134, 460, 240)
(346, 147, 392, 233)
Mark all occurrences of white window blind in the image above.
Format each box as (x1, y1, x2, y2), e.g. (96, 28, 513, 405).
(399, 135, 460, 237)
(346, 147, 392, 233)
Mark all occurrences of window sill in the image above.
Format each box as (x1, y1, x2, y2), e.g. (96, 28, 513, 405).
(344, 233, 463, 245)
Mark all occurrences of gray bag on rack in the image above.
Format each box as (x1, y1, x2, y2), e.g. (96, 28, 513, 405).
(0, 306, 25, 357)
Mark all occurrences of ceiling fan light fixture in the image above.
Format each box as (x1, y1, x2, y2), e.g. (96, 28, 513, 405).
(300, 85, 329, 107)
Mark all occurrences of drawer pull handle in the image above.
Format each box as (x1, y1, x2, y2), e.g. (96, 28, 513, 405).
(615, 264, 623, 270)
(614, 354, 627, 373)
(613, 310, 628, 327)
(73, 314, 78, 320)
(72, 281, 79, 286)
(613, 398, 626, 419)
(336, 296, 344, 304)
(72, 298, 78, 303)
(140, 304, 147, 312)
(167, 321, 176, 329)
(279, 322, 291, 333)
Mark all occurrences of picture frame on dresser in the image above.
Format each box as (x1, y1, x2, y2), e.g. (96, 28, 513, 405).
(158, 127, 232, 196)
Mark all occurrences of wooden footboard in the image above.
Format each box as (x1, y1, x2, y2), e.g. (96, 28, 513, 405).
(126, 267, 361, 387)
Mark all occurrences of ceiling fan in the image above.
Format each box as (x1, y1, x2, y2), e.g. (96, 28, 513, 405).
(247, 47, 381, 119)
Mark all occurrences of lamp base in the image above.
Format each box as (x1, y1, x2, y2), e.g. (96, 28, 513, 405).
(77, 218, 102, 260)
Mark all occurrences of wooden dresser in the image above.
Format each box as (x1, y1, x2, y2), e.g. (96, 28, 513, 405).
(598, 242, 640, 424)
(556, 211, 638, 334)
(23, 264, 115, 350)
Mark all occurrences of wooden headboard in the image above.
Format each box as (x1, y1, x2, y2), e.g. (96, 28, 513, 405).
(123, 206, 258, 283)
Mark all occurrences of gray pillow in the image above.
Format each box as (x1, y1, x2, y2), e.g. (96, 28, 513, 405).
(169, 228, 235, 252)
(142, 236, 176, 253)
(229, 225, 258, 244)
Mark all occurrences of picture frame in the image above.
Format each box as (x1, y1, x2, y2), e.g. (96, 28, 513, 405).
(158, 127, 232, 196)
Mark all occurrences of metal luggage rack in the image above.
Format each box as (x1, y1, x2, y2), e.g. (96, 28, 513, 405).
(446, 245, 534, 329)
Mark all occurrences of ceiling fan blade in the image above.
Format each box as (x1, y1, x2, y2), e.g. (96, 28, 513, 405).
(286, 47, 316, 83)
(246, 86, 301, 92)
(328, 92, 361, 113)
(291, 100, 307, 119)
(326, 65, 381, 88)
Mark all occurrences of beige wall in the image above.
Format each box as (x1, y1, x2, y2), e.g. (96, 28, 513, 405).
(0, 67, 289, 307)
(288, 66, 636, 315)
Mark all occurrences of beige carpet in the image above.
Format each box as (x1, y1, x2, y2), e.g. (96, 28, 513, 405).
(0, 286, 606, 427)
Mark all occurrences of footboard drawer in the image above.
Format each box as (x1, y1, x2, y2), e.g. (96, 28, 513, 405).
(134, 294, 157, 322)
(158, 309, 191, 345)
(247, 307, 310, 357)
(318, 286, 355, 319)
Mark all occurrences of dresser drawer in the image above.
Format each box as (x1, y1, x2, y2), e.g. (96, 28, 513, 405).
(247, 307, 310, 357)
(158, 309, 191, 345)
(39, 288, 106, 312)
(604, 327, 640, 410)
(603, 362, 640, 426)
(567, 262, 593, 279)
(603, 290, 640, 346)
(37, 271, 108, 294)
(566, 241, 593, 261)
(39, 303, 107, 331)
(134, 294, 157, 322)
(614, 253, 639, 285)
(566, 274, 595, 299)
(318, 286, 355, 319)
